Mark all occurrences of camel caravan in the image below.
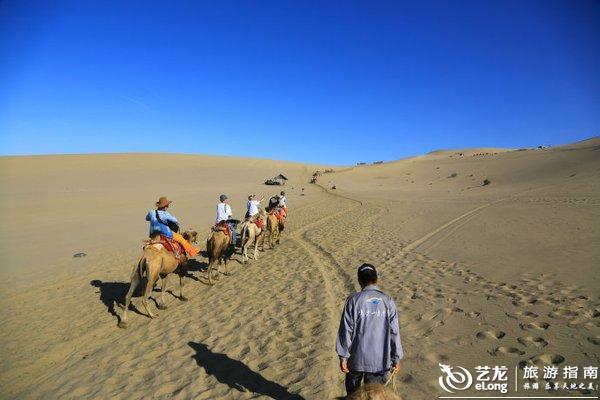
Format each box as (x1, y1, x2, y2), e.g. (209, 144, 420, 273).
(119, 192, 288, 328)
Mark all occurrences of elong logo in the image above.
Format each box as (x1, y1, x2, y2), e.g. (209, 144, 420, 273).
(438, 363, 473, 393)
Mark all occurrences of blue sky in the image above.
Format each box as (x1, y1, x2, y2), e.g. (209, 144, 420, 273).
(0, 1, 598, 165)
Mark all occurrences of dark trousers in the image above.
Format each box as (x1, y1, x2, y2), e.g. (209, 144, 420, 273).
(345, 370, 389, 396)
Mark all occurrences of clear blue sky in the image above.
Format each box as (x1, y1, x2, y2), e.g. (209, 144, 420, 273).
(1, 1, 598, 164)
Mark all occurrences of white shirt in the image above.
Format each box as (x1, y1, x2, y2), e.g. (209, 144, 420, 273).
(278, 196, 286, 207)
(247, 200, 260, 217)
(216, 203, 232, 223)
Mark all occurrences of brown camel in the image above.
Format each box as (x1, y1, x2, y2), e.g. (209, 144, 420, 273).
(118, 230, 195, 329)
(206, 227, 234, 285)
(240, 211, 267, 263)
(266, 212, 280, 248)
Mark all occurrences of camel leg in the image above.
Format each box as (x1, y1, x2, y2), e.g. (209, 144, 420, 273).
(141, 276, 157, 319)
(157, 275, 168, 310)
(215, 259, 221, 280)
(223, 255, 230, 276)
(179, 274, 188, 301)
(253, 239, 259, 260)
(118, 266, 140, 329)
(207, 261, 215, 286)
(242, 242, 248, 264)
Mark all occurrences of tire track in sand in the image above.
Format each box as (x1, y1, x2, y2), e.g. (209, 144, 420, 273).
(287, 183, 386, 397)
(403, 198, 508, 252)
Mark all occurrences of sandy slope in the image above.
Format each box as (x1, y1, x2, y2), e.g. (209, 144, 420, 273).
(0, 139, 598, 399)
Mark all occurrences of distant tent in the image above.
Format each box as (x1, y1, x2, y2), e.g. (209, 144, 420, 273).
(264, 174, 288, 185)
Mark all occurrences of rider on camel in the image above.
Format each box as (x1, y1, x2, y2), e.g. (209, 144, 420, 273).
(146, 196, 199, 257)
(245, 194, 264, 219)
(216, 194, 237, 246)
(278, 191, 288, 217)
(246, 194, 265, 229)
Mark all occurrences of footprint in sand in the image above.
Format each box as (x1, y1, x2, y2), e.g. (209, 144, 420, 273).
(506, 310, 538, 319)
(518, 354, 565, 369)
(548, 308, 579, 319)
(425, 353, 449, 363)
(530, 353, 565, 365)
(519, 322, 550, 331)
(490, 347, 525, 356)
(476, 330, 506, 340)
(587, 336, 600, 345)
(517, 336, 548, 348)
(517, 311, 539, 318)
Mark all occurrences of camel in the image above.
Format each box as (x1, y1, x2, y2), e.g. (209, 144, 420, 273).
(118, 230, 197, 329)
(206, 226, 234, 285)
(239, 211, 267, 263)
(266, 211, 280, 248)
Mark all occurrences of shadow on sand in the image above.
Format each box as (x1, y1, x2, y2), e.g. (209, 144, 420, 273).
(90, 280, 146, 323)
(188, 341, 304, 399)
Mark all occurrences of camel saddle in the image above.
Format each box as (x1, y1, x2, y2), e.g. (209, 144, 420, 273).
(252, 217, 265, 229)
(145, 235, 184, 260)
(270, 209, 286, 222)
(213, 221, 232, 244)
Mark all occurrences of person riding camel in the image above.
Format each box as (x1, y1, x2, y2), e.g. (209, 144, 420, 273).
(146, 196, 199, 257)
(246, 194, 265, 229)
(278, 191, 288, 217)
(215, 194, 236, 247)
(245, 194, 264, 219)
(266, 193, 286, 225)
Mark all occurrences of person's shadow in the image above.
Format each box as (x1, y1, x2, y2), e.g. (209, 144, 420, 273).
(188, 341, 304, 399)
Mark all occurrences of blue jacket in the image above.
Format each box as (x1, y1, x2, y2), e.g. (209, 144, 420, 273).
(146, 209, 178, 239)
(336, 285, 404, 373)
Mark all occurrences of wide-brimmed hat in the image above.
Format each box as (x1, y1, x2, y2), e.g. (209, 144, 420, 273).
(156, 196, 172, 208)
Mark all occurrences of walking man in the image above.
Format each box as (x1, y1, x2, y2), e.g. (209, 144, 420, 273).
(336, 263, 404, 396)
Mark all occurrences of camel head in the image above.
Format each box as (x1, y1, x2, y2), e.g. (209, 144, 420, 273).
(182, 230, 198, 244)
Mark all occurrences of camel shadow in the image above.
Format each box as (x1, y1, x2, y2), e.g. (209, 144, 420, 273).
(188, 341, 304, 400)
(90, 279, 146, 323)
(186, 258, 208, 274)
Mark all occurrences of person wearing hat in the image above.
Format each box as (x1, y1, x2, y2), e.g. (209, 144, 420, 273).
(245, 194, 264, 220)
(216, 194, 236, 246)
(146, 196, 199, 257)
(336, 263, 404, 396)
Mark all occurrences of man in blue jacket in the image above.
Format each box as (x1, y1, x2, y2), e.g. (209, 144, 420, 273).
(336, 263, 404, 396)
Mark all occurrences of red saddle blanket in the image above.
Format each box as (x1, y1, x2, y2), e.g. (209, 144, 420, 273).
(270, 209, 286, 222)
(214, 222, 232, 244)
(158, 235, 184, 259)
(253, 218, 265, 229)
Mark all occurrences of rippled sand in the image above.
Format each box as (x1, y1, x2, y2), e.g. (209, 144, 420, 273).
(1, 138, 598, 399)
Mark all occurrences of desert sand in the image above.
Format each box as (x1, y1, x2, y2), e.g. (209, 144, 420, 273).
(0, 138, 598, 399)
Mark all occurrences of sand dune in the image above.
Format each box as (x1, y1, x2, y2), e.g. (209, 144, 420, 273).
(0, 138, 598, 399)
